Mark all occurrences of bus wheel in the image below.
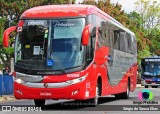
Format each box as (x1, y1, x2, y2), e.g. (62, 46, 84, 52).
(34, 99, 45, 107)
(115, 80, 130, 99)
(152, 86, 157, 88)
(145, 86, 148, 88)
(89, 82, 100, 106)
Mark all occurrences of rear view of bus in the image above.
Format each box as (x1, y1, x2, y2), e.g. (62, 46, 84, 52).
(141, 57, 160, 88)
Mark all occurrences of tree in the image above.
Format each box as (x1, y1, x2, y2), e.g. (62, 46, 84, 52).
(127, 11, 143, 30)
(82, 0, 128, 26)
(135, 0, 160, 37)
(150, 28, 160, 55)
(0, 17, 14, 67)
(135, 0, 160, 57)
(138, 46, 151, 63)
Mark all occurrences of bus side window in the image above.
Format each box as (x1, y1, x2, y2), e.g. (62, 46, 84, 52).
(113, 30, 120, 50)
(88, 14, 96, 53)
(126, 33, 132, 53)
(98, 29, 103, 48)
(86, 27, 96, 62)
(91, 27, 96, 52)
(86, 37, 92, 61)
(108, 29, 114, 48)
(119, 31, 127, 52)
(133, 37, 137, 55)
(129, 36, 135, 55)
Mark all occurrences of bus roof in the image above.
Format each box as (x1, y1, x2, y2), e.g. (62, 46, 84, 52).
(142, 56, 160, 59)
(21, 5, 95, 19)
(20, 4, 135, 36)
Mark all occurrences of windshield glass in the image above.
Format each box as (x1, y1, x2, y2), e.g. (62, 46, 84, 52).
(48, 18, 85, 70)
(15, 18, 85, 72)
(15, 20, 49, 70)
(143, 62, 160, 75)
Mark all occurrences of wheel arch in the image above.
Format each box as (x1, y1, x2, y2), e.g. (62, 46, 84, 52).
(128, 77, 131, 91)
(97, 76, 102, 96)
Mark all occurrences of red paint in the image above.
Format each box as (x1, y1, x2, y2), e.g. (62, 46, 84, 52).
(21, 5, 93, 19)
(3, 26, 16, 47)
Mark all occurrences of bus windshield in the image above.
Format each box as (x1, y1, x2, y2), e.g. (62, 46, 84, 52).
(143, 62, 160, 75)
(48, 18, 85, 70)
(15, 18, 85, 72)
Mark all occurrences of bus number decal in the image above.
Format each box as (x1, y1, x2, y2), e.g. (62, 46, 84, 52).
(67, 74, 80, 77)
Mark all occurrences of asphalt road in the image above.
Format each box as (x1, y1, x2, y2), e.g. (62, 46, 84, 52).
(0, 87, 160, 114)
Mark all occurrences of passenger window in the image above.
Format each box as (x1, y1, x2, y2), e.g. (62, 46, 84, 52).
(119, 31, 127, 52)
(113, 30, 120, 50)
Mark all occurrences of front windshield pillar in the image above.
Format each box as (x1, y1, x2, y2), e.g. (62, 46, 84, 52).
(46, 20, 52, 67)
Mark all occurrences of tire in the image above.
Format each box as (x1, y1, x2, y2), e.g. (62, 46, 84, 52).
(152, 86, 157, 88)
(145, 86, 148, 88)
(89, 82, 101, 106)
(34, 99, 45, 107)
(115, 80, 130, 99)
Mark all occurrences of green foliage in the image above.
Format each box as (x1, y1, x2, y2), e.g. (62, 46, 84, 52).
(134, 0, 160, 61)
(138, 46, 151, 63)
(150, 28, 160, 55)
(0, 17, 14, 67)
(135, 0, 160, 30)
(127, 11, 143, 29)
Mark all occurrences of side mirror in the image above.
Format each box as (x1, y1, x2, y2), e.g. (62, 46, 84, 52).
(3, 26, 17, 47)
(82, 24, 91, 46)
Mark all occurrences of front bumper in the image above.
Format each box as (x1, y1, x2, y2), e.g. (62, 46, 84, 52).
(14, 80, 93, 100)
(141, 80, 160, 86)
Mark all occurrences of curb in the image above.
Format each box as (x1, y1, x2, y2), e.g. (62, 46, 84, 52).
(0, 96, 16, 102)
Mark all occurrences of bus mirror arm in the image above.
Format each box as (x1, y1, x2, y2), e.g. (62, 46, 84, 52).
(3, 26, 17, 47)
(82, 24, 91, 46)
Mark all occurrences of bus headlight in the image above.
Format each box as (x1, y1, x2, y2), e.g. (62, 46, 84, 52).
(66, 73, 88, 85)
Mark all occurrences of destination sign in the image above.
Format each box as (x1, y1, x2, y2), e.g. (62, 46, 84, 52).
(145, 59, 160, 62)
(26, 20, 48, 26)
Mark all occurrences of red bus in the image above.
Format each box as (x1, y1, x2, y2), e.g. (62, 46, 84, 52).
(3, 4, 138, 107)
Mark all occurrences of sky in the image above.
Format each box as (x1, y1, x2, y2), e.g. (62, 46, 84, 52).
(75, 0, 139, 13)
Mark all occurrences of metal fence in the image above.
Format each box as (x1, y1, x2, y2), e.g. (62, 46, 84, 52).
(0, 74, 13, 96)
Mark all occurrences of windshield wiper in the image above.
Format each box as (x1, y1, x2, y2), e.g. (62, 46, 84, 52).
(50, 49, 65, 73)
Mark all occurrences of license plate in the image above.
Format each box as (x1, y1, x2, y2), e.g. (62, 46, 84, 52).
(40, 92, 52, 96)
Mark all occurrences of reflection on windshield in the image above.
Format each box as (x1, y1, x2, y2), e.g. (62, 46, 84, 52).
(144, 63, 160, 75)
(15, 18, 85, 72)
(48, 18, 85, 70)
(15, 20, 49, 70)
